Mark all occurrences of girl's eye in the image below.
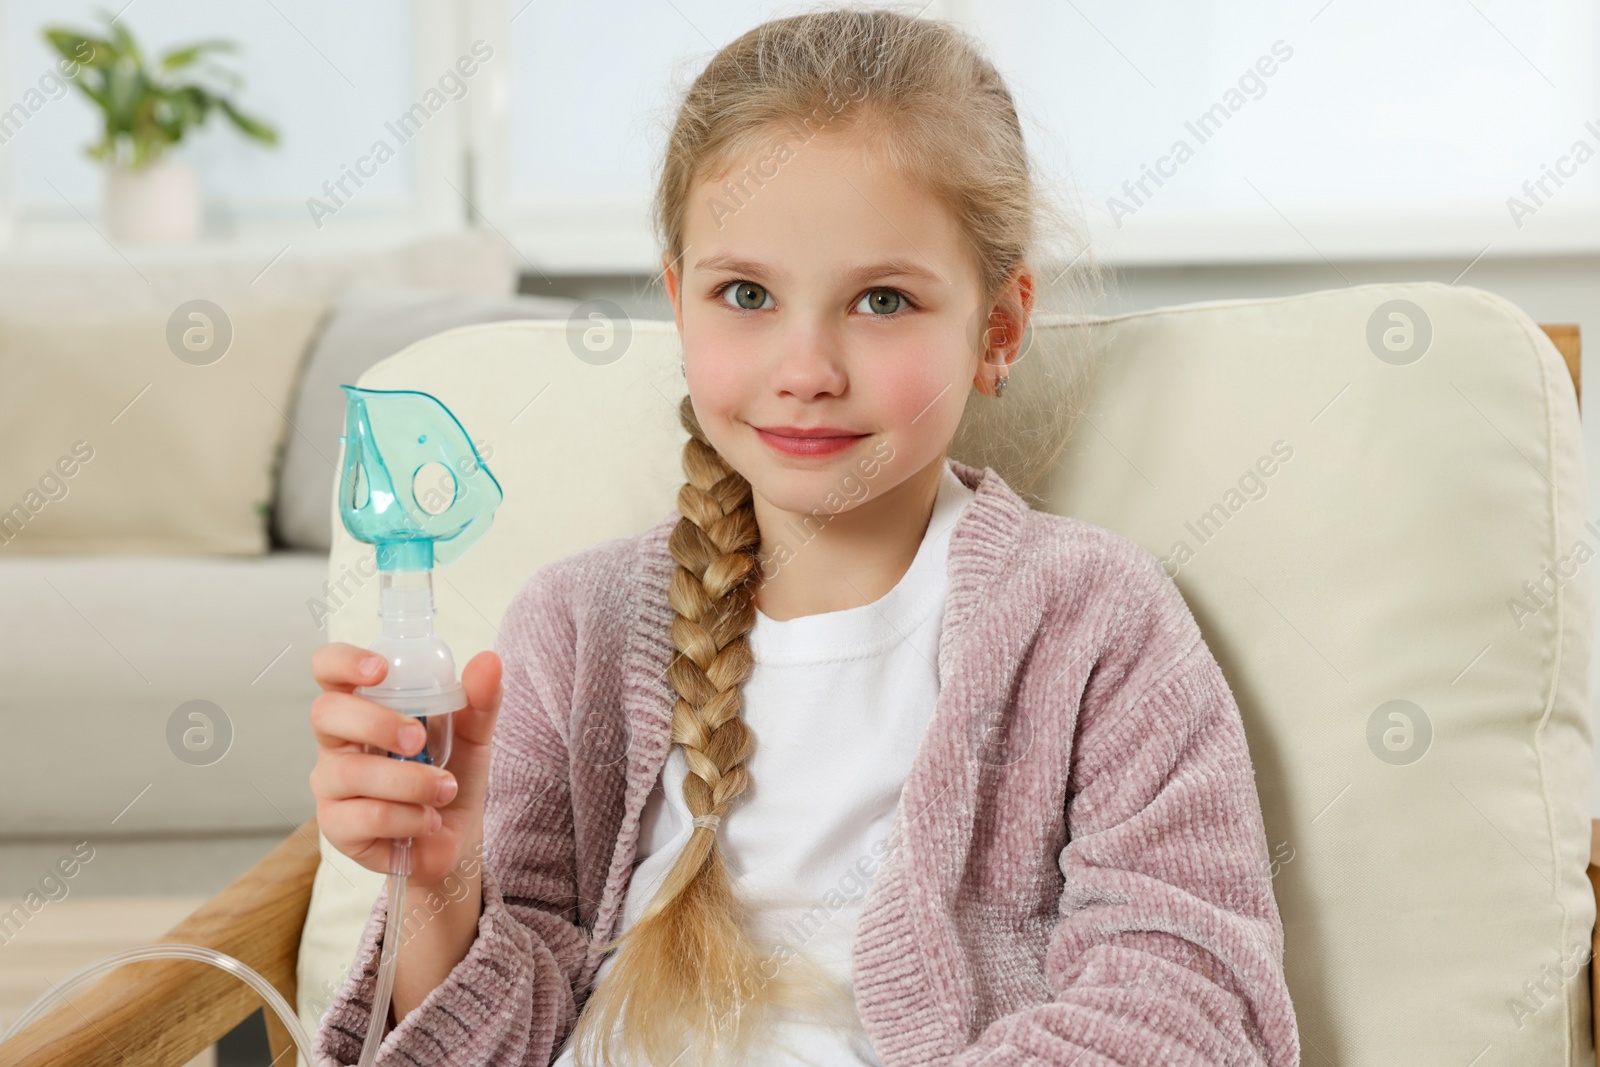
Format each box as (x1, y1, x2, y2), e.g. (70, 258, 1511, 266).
(856, 287, 908, 316)
(720, 281, 772, 311)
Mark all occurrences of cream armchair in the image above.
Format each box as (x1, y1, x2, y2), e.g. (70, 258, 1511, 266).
(2, 283, 1591, 1067)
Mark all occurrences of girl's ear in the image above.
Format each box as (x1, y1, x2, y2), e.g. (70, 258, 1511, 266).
(992, 265, 1038, 362)
(973, 266, 1038, 397)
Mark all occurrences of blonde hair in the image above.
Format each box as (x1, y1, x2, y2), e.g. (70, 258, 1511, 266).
(568, 5, 1107, 1064)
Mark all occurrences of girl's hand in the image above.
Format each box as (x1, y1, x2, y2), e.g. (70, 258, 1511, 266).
(308, 642, 503, 889)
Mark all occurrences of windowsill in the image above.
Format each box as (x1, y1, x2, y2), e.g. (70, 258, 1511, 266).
(471, 197, 1600, 274)
(0, 215, 465, 263)
(6, 201, 1596, 273)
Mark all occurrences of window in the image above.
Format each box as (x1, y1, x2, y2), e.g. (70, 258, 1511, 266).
(4, 0, 1594, 265)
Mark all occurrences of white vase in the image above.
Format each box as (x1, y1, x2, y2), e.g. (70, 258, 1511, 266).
(103, 159, 202, 244)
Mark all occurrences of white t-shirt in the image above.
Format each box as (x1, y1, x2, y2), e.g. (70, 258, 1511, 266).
(552, 462, 976, 1067)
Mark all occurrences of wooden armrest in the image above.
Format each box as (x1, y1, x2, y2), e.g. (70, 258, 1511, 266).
(1540, 323, 1581, 409)
(0, 817, 321, 1067)
(1591, 819, 1599, 1058)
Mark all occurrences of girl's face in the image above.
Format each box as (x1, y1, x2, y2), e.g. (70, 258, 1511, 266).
(663, 130, 997, 533)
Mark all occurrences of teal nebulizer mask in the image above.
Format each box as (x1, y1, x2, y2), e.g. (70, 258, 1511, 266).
(339, 383, 502, 752)
(0, 385, 502, 1067)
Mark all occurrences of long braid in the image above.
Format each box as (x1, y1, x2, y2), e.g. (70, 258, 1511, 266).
(569, 396, 858, 1066)
(661, 394, 762, 877)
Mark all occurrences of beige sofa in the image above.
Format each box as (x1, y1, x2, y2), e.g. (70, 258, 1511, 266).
(0, 230, 573, 896)
(5, 281, 1593, 1066)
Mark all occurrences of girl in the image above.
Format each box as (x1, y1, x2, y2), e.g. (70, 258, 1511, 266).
(310, 6, 1299, 1066)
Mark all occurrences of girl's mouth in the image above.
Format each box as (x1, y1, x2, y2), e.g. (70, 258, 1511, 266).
(752, 426, 870, 457)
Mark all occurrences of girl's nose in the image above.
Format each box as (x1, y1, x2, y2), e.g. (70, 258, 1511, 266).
(771, 322, 849, 398)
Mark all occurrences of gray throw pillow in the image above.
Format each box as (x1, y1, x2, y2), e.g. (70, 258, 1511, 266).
(271, 282, 580, 552)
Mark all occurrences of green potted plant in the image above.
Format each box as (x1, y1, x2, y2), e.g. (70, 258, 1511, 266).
(42, 9, 278, 244)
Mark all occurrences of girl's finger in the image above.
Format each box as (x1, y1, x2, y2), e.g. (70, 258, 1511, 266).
(451, 650, 503, 750)
(310, 641, 388, 692)
(321, 796, 440, 844)
(311, 689, 428, 756)
(312, 750, 456, 809)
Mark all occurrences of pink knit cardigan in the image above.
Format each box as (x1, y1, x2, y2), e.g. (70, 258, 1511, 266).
(315, 457, 1299, 1066)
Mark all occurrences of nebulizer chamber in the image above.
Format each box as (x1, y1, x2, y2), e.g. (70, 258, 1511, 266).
(0, 385, 501, 1067)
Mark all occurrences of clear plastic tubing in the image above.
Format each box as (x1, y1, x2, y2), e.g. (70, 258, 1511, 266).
(0, 943, 316, 1061)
